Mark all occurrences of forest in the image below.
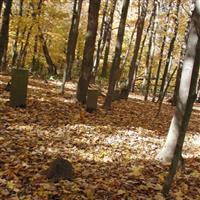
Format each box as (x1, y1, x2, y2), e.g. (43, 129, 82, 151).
(0, 0, 200, 199)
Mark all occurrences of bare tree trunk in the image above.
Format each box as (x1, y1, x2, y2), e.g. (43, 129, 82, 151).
(124, 0, 149, 99)
(162, 4, 200, 195)
(11, 0, 24, 67)
(101, 0, 117, 78)
(158, 0, 181, 102)
(143, 0, 158, 101)
(0, 0, 3, 16)
(156, 3, 200, 165)
(76, 0, 101, 104)
(103, 0, 130, 109)
(40, 32, 57, 75)
(0, 0, 13, 71)
(172, 18, 191, 106)
(152, 0, 173, 102)
(93, 0, 109, 78)
(16, 24, 33, 68)
(61, 0, 83, 93)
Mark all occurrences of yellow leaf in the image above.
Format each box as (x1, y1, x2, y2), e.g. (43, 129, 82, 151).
(130, 166, 143, 176)
(85, 187, 95, 200)
(154, 193, 165, 200)
(7, 181, 19, 192)
(117, 189, 126, 195)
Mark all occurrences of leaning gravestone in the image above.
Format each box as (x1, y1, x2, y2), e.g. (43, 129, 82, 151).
(10, 68, 28, 108)
(86, 88, 99, 112)
(112, 89, 120, 101)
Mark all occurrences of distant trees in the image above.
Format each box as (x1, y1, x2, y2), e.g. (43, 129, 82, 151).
(0, 0, 194, 107)
(0, 0, 13, 71)
(101, 0, 117, 78)
(61, 0, 83, 94)
(125, 0, 149, 99)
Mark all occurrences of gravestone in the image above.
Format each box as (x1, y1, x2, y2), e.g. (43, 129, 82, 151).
(86, 89, 99, 112)
(112, 89, 120, 101)
(10, 68, 28, 107)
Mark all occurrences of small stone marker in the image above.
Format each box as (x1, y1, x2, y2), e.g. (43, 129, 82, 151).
(112, 89, 120, 101)
(44, 158, 74, 182)
(86, 88, 99, 112)
(10, 68, 28, 108)
(120, 87, 128, 99)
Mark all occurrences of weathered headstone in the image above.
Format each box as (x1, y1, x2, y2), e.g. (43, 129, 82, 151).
(86, 89, 99, 112)
(120, 87, 128, 99)
(44, 158, 74, 182)
(112, 89, 120, 101)
(10, 68, 28, 107)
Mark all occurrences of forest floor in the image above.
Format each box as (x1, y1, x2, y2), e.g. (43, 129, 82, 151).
(0, 75, 200, 200)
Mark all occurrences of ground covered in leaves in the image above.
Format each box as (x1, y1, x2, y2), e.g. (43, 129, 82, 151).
(0, 75, 200, 200)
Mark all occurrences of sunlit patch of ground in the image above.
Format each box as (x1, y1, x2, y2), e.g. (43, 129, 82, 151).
(0, 75, 200, 199)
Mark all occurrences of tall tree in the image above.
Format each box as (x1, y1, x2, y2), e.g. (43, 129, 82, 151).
(156, 1, 200, 165)
(11, 0, 24, 67)
(143, 0, 159, 101)
(40, 31, 57, 75)
(76, 0, 101, 104)
(152, 0, 173, 102)
(61, 0, 83, 93)
(162, 2, 200, 195)
(104, 0, 130, 109)
(124, 0, 149, 99)
(0, 0, 4, 16)
(101, 0, 117, 78)
(158, 0, 181, 102)
(92, 0, 109, 78)
(0, 0, 13, 71)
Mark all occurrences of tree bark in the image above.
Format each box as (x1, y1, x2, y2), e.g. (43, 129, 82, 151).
(152, 0, 173, 102)
(0, 0, 13, 71)
(103, 0, 130, 109)
(76, 0, 101, 104)
(158, 0, 181, 102)
(0, 0, 4, 16)
(93, 0, 109, 78)
(124, 0, 149, 99)
(11, 0, 24, 67)
(162, 3, 200, 194)
(143, 0, 158, 101)
(156, 3, 200, 164)
(101, 0, 117, 78)
(61, 0, 83, 93)
(40, 32, 57, 75)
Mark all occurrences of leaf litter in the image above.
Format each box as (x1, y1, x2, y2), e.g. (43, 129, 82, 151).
(0, 75, 200, 200)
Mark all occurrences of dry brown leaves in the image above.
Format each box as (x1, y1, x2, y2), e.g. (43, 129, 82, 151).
(0, 75, 200, 200)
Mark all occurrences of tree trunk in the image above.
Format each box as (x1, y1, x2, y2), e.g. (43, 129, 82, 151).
(76, 0, 101, 104)
(143, 0, 158, 101)
(158, 0, 181, 102)
(40, 32, 57, 75)
(172, 18, 191, 106)
(103, 0, 130, 109)
(162, 3, 200, 195)
(16, 24, 33, 68)
(124, 0, 149, 99)
(152, 1, 173, 102)
(101, 0, 117, 78)
(156, 3, 200, 164)
(11, 0, 24, 67)
(0, 0, 3, 16)
(93, 0, 109, 78)
(61, 0, 83, 93)
(0, 0, 13, 71)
